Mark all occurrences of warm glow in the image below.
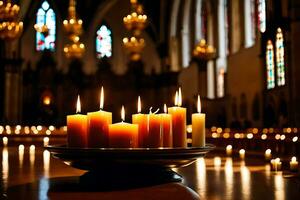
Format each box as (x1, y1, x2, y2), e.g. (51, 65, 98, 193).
(178, 87, 182, 106)
(291, 156, 297, 162)
(164, 104, 167, 114)
(121, 106, 125, 122)
(3, 137, 8, 146)
(197, 95, 201, 113)
(292, 136, 298, 142)
(266, 149, 271, 154)
(138, 96, 141, 113)
(76, 95, 81, 113)
(174, 91, 178, 106)
(239, 149, 245, 159)
(100, 86, 104, 110)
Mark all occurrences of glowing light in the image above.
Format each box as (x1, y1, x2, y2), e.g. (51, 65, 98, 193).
(223, 133, 230, 139)
(33, 130, 39, 134)
(63, 126, 67, 132)
(239, 149, 245, 159)
(18, 144, 24, 166)
(226, 145, 232, 156)
(121, 106, 125, 122)
(269, 128, 274, 133)
(247, 133, 253, 139)
(187, 125, 192, 133)
(261, 134, 267, 140)
(24, 126, 30, 134)
(46, 130, 51, 135)
(14, 129, 20, 134)
(29, 145, 35, 166)
(178, 87, 182, 107)
(43, 96, 51, 105)
(262, 128, 268, 134)
(286, 128, 292, 133)
(265, 149, 272, 160)
(76, 95, 81, 113)
(43, 150, 50, 177)
(100, 86, 104, 110)
(280, 135, 285, 140)
(197, 95, 201, 113)
(275, 134, 281, 140)
(252, 128, 258, 134)
(3, 137, 8, 146)
(164, 104, 167, 114)
(37, 125, 42, 131)
(217, 127, 223, 133)
(16, 125, 21, 130)
(48, 125, 55, 131)
(234, 133, 240, 139)
(2, 147, 9, 191)
(212, 132, 218, 138)
(43, 137, 49, 146)
(137, 96, 141, 113)
(292, 136, 298, 142)
(6, 129, 11, 134)
(211, 126, 217, 132)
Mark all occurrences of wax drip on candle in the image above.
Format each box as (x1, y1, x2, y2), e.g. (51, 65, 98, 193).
(174, 91, 178, 106)
(76, 95, 81, 113)
(178, 87, 182, 107)
(138, 96, 141, 113)
(121, 106, 125, 122)
(164, 104, 167, 114)
(100, 86, 104, 110)
(197, 95, 201, 113)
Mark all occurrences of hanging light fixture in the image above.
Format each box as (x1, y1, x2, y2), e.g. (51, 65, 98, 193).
(63, 0, 84, 58)
(0, 0, 23, 40)
(193, 39, 216, 60)
(122, 0, 147, 61)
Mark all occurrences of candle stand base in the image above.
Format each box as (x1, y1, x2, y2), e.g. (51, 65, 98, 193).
(80, 167, 182, 190)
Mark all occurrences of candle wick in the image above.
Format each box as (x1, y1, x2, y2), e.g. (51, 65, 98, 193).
(153, 108, 160, 114)
(149, 107, 153, 114)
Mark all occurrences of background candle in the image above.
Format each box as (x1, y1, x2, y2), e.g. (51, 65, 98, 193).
(160, 104, 172, 147)
(290, 156, 298, 171)
(168, 89, 187, 147)
(132, 96, 148, 147)
(67, 96, 88, 148)
(148, 113, 162, 148)
(109, 106, 138, 148)
(192, 95, 206, 147)
(265, 149, 272, 161)
(87, 87, 112, 148)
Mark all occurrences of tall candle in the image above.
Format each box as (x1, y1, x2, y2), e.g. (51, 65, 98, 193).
(148, 110, 162, 148)
(132, 96, 148, 147)
(192, 95, 206, 147)
(109, 106, 138, 148)
(87, 87, 112, 147)
(67, 96, 88, 148)
(168, 88, 187, 147)
(160, 104, 172, 147)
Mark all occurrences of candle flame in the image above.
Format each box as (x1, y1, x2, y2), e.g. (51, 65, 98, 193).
(138, 96, 141, 113)
(121, 106, 125, 122)
(292, 156, 297, 162)
(100, 86, 104, 110)
(174, 91, 178, 106)
(178, 87, 182, 107)
(164, 104, 167, 113)
(197, 95, 201, 113)
(76, 95, 81, 113)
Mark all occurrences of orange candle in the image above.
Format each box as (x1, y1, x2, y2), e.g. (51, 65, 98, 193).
(148, 110, 162, 148)
(87, 87, 112, 147)
(192, 95, 206, 147)
(132, 96, 148, 147)
(67, 96, 88, 148)
(109, 106, 138, 148)
(160, 104, 172, 147)
(168, 88, 187, 147)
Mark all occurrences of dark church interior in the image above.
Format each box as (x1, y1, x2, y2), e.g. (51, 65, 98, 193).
(0, 0, 300, 199)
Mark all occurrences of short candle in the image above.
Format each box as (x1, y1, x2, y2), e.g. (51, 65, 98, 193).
(132, 96, 148, 147)
(226, 145, 232, 156)
(290, 156, 298, 172)
(160, 104, 172, 147)
(265, 149, 272, 161)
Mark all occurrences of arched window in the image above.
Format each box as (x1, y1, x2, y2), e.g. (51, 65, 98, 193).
(258, 0, 266, 33)
(266, 40, 275, 89)
(244, 0, 256, 47)
(36, 1, 56, 51)
(276, 28, 285, 86)
(96, 25, 112, 59)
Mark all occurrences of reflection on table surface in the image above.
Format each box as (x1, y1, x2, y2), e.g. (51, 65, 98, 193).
(0, 146, 300, 200)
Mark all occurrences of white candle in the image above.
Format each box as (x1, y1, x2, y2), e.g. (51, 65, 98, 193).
(239, 149, 245, 159)
(271, 158, 282, 171)
(290, 157, 298, 172)
(192, 95, 206, 147)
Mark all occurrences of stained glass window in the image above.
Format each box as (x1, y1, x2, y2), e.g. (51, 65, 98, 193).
(276, 28, 285, 86)
(266, 40, 275, 89)
(245, 0, 256, 47)
(36, 1, 56, 51)
(258, 0, 266, 33)
(96, 25, 112, 58)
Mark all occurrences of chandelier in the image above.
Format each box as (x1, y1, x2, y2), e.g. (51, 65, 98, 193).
(0, 0, 23, 40)
(122, 0, 147, 61)
(63, 0, 84, 58)
(123, 36, 145, 61)
(193, 39, 216, 60)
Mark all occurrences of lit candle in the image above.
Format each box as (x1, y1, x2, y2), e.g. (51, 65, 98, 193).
(87, 87, 112, 147)
(226, 145, 232, 156)
(109, 106, 138, 148)
(67, 95, 88, 147)
(168, 88, 187, 147)
(148, 108, 162, 148)
(290, 157, 298, 172)
(132, 96, 148, 147)
(271, 158, 282, 171)
(239, 149, 245, 159)
(192, 95, 206, 147)
(160, 104, 172, 147)
(265, 149, 272, 161)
